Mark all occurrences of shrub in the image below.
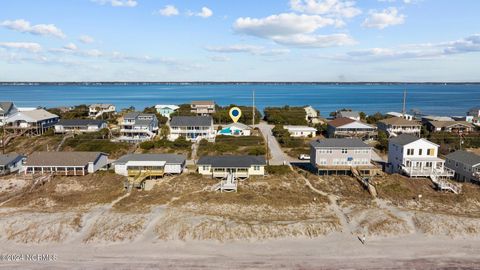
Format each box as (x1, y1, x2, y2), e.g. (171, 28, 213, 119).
(248, 146, 266, 156)
(264, 106, 308, 125)
(266, 165, 291, 175)
(139, 141, 155, 150)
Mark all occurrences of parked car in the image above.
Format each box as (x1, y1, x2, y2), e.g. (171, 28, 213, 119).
(299, 154, 310, 160)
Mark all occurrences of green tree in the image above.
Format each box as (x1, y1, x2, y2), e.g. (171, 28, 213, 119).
(160, 125, 170, 139)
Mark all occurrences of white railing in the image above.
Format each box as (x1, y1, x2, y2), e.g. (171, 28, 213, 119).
(402, 165, 454, 177)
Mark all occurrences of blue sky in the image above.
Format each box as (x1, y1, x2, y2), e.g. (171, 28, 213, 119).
(0, 0, 479, 81)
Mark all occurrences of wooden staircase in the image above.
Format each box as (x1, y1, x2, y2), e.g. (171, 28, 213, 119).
(430, 169, 461, 194)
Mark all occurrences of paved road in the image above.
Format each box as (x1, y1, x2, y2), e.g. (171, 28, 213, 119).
(256, 121, 297, 166)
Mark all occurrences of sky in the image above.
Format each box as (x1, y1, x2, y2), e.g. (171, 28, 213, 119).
(0, 0, 479, 82)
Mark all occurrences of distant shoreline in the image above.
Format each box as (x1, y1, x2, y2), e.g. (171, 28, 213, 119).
(1, 81, 480, 86)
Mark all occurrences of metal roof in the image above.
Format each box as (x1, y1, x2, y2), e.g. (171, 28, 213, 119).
(115, 154, 186, 165)
(389, 134, 421, 146)
(0, 153, 23, 166)
(0, 102, 13, 114)
(310, 138, 370, 148)
(197, 155, 266, 168)
(170, 116, 212, 127)
(26, 152, 106, 167)
(124, 112, 155, 120)
(57, 119, 106, 127)
(446, 150, 480, 167)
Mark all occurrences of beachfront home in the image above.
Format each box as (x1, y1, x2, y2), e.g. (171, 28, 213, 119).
(113, 154, 186, 176)
(377, 117, 422, 137)
(327, 118, 377, 139)
(191, 100, 215, 115)
(54, 119, 107, 134)
(304, 106, 321, 124)
(119, 112, 158, 143)
(0, 102, 18, 126)
(0, 153, 24, 176)
(197, 155, 266, 179)
(284, 125, 317, 138)
(155, 104, 179, 118)
(310, 138, 376, 176)
(387, 134, 454, 178)
(24, 152, 108, 176)
(421, 115, 454, 124)
(336, 110, 361, 121)
(425, 120, 474, 134)
(5, 109, 59, 136)
(386, 112, 414, 121)
(89, 104, 116, 119)
(445, 150, 480, 183)
(467, 107, 480, 118)
(169, 116, 215, 142)
(218, 122, 252, 136)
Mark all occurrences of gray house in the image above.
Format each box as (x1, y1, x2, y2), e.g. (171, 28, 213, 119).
(169, 116, 215, 142)
(310, 138, 376, 175)
(0, 153, 24, 175)
(445, 150, 480, 183)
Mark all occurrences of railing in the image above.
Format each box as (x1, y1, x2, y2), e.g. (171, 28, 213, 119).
(402, 165, 454, 177)
(212, 171, 248, 178)
(128, 169, 164, 177)
(473, 171, 480, 180)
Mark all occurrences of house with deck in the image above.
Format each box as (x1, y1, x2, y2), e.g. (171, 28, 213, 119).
(284, 125, 317, 138)
(119, 112, 158, 143)
(197, 155, 266, 179)
(445, 150, 480, 183)
(155, 104, 179, 118)
(387, 134, 454, 178)
(89, 104, 116, 118)
(378, 117, 422, 137)
(191, 100, 215, 115)
(114, 154, 186, 176)
(54, 119, 107, 134)
(5, 109, 59, 136)
(0, 153, 24, 175)
(218, 122, 252, 136)
(0, 102, 18, 126)
(425, 120, 474, 134)
(310, 138, 376, 176)
(386, 112, 414, 121)
(24, 152, 108, 176)
(169, 116, 215, 142)
(327, 118, 377, 139)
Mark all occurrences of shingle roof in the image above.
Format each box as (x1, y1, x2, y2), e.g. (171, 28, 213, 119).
(338, 111, 360, 118)
(124, 112, 154, 119)
(310, 138, 370, 148)
(90, 104, 113, 109)
(327, 117, 356, 127)
(191, 100, 215, 106)
(197, 155, 266, 167)
(0, 102, 13, 114)
(379, 117, 421, 126)
(170, 116, 212, 127)
(428, 120, 474, 129)
(0, 153, 23, 166)
(115, 154, 186, 165)
(389, 134, 420, 146)
(57, 119, 106, 127)
(26, 152, 106, 167)
(446, 150, 480, 167)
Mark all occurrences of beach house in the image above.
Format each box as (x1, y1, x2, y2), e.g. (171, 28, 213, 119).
(377, 117, 422, 137)
(327, 118, 377, 139)
(310, 138, 376, 175)
(0, 102, 18, 126)
(386, 112, 414, 121)
(113, 154, 186, 176)
(155, 104, 179, 118)
(5, 109, 59, 136)
(445, 150, 480, 183)
(197, 155, 266, 179)
(387, 134, 454, 178)
(89, 104, 116, 118)
(54, 119, 107, 134)
(191, 101, 215, 115)
(24, 152, 108, 176)
(336, 110, 361, 121)
(169, 116, 215, 142)
(304, 106, 321, 124)
(218, 122, 252, 136)
(425, 120, 474, 134)
(0, 153, 24, 175)
(284, 125, 317, 138)
(119, 112, 158, 143)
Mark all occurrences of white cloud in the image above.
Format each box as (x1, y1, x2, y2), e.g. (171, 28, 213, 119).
(233, 13, 354, 48)
(63, 43, 78, 51)
(79, 35, 95, 44)
(209, 55, 231, 62)
(1, 19, 66, 38)
(187, 7, 213, 18)
(290, 0, 361, 18)
(157, 5, 179, 17)
(205, 44, 290, 56)
(92, 0, 138, 7)
(362, 7, 405, 29)
(0, 42, 42, 52)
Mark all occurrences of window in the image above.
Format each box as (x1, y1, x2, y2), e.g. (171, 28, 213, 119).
(418, 149, 423, 156)
(407, 149, 414, 156)
(253, 166, 260, 171)
(341, 149, 348, 154)
(202, 166, 210, 171)
(427, 148, 435, 156)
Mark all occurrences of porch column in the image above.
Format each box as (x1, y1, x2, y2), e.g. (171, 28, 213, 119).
(73, 167, 76, 176)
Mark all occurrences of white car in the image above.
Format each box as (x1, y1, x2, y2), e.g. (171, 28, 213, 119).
(299, 154, 310, 160)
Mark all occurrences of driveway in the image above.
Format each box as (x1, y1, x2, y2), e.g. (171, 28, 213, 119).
(256, 121, 297, 166)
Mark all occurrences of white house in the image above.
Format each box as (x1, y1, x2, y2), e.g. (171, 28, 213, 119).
(377, 117, 422, 137)
(5, 109, 59, 135)
(197, 155, 266, 179)
(113, 154, 186, 176)
(284, 125, 317, 138)
(89, 104, 116, 118)
(118, 112, 159, 143)
(218, 122, 252, 136)
(54, 119, 107, 134)
(191, 101, 215, 115)
(0, 153, 24, 175)
(24, 152, 108, 176)
(0, 102, 18, 126)
(304, 106, 321, 124)
(386, 112, 414, 121)
(155, 104, 179, 118)
(387, 134, 454, 178)
(169, 116, 215, 142)
(327, 118, 377, 139)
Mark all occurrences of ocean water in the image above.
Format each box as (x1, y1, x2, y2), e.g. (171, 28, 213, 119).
(0, 83, 478, 116)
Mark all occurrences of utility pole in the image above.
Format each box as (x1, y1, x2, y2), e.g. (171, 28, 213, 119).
(402, 89, 407, 117)
(252, 90, 255, 126)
